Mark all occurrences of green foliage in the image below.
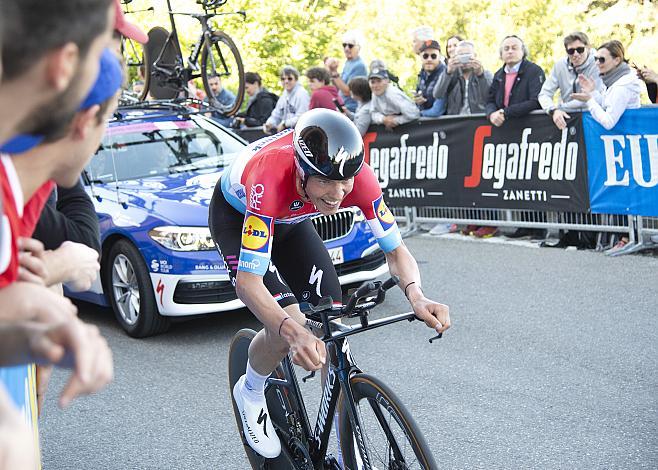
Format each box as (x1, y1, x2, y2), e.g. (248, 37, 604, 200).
(124, 0, 658, 102)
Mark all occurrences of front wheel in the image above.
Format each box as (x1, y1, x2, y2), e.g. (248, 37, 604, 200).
(339, 373, 437, 470)
(104, 239, 170, 337)
(201, 31, 245, 116)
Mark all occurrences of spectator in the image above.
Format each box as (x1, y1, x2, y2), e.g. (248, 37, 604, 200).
(572, 40, 642, 253)
(232, 72, 278, 128)
(205, 74, 236, 126)
(486, 35, 545, 127)
(348, 76, 372, 135)
(415, 40, 446, 117)
(572, 40, 641, 130)
(368, 65, 420, 129)
(539, 32, 604, 130)
(264, 65, 310, 134)
(325, 31, 368, 113)
(411, 26, 435, 55)
(484, 36, 545, 239)
(433, 40, 492, 115)
(636, 66, 658, 103)
(306, 67, 344, 111)
(132, 80, 145, 96)
(0, 0, 115, 145)
(444, 35, 464, 63)
(207, 74, 236, 109)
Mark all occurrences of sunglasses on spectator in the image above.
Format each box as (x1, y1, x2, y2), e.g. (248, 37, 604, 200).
(567, 46, 586, 55)
(594, 56, 606, 64)
(281, 76, 295, 81)
(342, 43, 355, 49)
(422, 53, 438, 60)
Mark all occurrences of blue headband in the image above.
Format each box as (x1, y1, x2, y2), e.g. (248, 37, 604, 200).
(0, 48, 123, 154)
(79, 48, 124, 110)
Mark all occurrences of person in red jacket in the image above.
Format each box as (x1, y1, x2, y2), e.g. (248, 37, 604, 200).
(306, 67, 344, 111)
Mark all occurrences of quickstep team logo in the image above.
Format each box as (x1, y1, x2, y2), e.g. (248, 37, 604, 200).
(373, 195, 395, 230)
(241, 212, 272, 253)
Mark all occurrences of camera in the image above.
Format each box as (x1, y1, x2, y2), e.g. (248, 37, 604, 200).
(458, 53, 473, 64)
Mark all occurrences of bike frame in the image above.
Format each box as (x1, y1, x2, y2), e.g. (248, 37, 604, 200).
(154, 0, 237, 82)
(266, 311, 418, 469)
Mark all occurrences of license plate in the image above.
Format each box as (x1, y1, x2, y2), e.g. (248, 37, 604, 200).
(328, 247, 344, 265)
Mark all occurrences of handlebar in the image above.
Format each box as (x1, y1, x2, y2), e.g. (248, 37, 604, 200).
(301, 276, 442, 344)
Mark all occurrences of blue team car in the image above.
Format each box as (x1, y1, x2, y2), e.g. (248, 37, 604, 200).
(74, 103, 388, 337)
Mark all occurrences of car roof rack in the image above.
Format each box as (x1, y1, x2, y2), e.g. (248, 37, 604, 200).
(111, 97, 224, 123)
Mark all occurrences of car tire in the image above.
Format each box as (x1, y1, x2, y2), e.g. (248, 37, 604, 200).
(105, 239, 170, 337)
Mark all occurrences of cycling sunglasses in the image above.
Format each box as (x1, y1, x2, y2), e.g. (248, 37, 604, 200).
(567, 46, 586, 55)
(594, 56, 607, 64)
(422, 53, 438, 60)
(342, 43, 355, 49)
(281, 76, 296, 82)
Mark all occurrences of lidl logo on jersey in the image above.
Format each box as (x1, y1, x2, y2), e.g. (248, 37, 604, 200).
(241, 212, 272, 253)
(373, 196, 395, 230)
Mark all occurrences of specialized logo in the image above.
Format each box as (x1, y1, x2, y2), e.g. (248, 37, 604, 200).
(334, 146, 352, 176)
(257, 409, 269, 437)
(241, 410, 259, 444)
(156, 279, 165, 306)
(249, 184, 265, 210)
(373, 195, 395, 229)
(241, 212, 272, 253)
(289, 199, 304, 211)
(309, 265, 323, 298)
(314, 367, 337, 446)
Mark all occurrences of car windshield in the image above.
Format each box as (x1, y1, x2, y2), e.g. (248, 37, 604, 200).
(86, 115, 244, 183)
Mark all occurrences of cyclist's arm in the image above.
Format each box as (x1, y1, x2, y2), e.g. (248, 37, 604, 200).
(234, 271, 290, 334)
(383, 242, 423, 302)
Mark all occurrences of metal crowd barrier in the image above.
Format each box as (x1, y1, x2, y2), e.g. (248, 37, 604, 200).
(392, 205, 646, 254)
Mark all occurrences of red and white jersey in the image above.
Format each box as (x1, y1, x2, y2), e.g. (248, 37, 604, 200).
(220, 130, 401, 276)
(0, 154, 55, 288)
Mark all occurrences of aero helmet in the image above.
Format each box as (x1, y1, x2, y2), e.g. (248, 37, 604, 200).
(293, 109, 365, 182)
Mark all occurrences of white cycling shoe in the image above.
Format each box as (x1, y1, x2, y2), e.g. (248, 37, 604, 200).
(233, 375, 281, 459)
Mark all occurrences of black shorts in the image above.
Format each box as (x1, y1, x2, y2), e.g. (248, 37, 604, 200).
(208, 181, 342, 309)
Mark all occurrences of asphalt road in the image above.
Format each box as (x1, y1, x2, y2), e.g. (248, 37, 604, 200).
(40, 236, 657, 469)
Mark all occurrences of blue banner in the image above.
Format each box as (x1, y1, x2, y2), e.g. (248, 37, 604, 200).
(583, 108, 658, 216)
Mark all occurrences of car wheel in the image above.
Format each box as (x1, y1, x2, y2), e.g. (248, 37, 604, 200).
(105, 239, 170, 337)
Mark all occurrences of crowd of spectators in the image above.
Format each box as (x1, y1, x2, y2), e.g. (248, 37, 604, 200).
(225, 26, 653, 245)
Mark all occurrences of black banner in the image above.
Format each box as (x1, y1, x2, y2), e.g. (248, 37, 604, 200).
(363, 113, 590, 211)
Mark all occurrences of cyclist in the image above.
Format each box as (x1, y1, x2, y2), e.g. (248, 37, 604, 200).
(208, 108, 450, 458)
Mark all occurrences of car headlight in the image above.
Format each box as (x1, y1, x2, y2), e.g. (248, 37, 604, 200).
(148, 226, 216, 251)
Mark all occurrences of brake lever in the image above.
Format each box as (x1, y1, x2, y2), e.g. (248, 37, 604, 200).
(429, 333, 443, 343)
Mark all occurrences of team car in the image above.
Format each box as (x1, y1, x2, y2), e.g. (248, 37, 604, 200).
(73, 103, 388, 337)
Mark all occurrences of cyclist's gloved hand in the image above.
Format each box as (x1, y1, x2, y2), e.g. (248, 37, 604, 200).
(282, 322, 326, 371)
(411, 297, 451, 335)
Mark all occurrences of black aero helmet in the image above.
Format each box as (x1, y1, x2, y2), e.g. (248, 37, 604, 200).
(293, 109, 365, 181)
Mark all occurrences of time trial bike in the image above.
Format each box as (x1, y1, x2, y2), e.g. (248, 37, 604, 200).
(228, 276, 441, 469)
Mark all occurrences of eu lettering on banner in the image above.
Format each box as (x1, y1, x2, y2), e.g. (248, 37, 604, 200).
(583, 108, 658, 216)
(365, 114, 590, 211)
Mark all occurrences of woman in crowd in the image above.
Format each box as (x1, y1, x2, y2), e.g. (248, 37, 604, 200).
(263, 65, 310, 134)
(572, 40, 642, 130)
(231, 72, 278, 128)
(444, 34, 464, 64)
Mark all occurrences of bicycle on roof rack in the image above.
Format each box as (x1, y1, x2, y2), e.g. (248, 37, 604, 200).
(117, 0, 154, 97)
(228, 276, 440, 469)
(140, 0, 246, 116)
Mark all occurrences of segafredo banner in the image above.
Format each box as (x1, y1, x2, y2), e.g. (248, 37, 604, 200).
(583, 108, 658, 216)
(363, 113, 590, 210)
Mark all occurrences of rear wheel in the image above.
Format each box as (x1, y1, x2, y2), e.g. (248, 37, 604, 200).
(144, 26, 183, 100)
(201, 31, 245, 116)
(105, 239, 170, 337)
(339, 373, 437, 470)
(228, 329, 313, 469)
